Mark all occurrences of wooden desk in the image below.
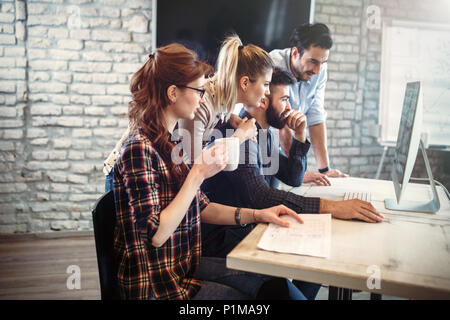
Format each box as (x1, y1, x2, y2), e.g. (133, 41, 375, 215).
(227, 177, 450, 299)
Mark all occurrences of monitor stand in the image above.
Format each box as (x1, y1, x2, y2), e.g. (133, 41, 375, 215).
(385, 140, 441, 213)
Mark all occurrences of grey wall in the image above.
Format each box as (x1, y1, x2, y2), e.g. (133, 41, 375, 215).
(0, 0, 448, 233)
(309, 0, 450, 188)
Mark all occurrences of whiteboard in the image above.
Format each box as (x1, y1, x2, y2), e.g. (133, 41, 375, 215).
(379, 20, 450, 147)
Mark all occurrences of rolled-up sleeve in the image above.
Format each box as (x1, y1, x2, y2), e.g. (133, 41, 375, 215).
(276, 138, 311, 187)
(119, 141, 161, 239)
(197, 190, 210, 212)
(306, 67, 328, 127)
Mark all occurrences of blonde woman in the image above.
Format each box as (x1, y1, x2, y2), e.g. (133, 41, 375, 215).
(104, 35, 271, 191)
(178, 34, 274, 162)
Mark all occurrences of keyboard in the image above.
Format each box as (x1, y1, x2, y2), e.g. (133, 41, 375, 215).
(343, 191, 372, 202)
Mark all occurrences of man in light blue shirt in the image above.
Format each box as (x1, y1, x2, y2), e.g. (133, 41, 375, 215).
(270, 23, 348, 184)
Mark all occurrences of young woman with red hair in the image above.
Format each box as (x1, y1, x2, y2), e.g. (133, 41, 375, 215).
(113, 43, 304, 300)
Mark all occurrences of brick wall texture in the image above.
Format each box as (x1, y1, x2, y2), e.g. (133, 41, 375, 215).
(309, 0, 449, 191)
(0, 0, 448, 233)
(0, 0, 151, 233)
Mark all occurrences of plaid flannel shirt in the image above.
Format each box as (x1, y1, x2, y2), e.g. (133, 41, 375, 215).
(113, 130, 209, 300)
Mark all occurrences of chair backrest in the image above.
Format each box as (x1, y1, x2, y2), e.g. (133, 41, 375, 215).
(92, 190, 121, 300)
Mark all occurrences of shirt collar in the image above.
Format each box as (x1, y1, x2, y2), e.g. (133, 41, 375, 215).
(138, 126, 182, 144)
(170, 132, 182, 144)
(239, 109, 272, 135)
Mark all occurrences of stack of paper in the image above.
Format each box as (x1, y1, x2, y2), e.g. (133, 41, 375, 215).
(257, 214, 331, 258)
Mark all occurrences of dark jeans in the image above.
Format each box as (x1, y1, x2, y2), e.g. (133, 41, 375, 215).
(292, 279, 321, 300)
(105, 169, 114, 192)
(201, 224, 321, 300)
(192, 257, 310, 300)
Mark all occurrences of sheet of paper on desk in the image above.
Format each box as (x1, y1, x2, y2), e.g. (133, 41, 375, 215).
(257, 214, 331, 258)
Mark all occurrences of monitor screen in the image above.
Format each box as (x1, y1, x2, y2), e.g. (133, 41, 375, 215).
(156, 0, 311, 65)
(386, 81, 440, 213)
(393, 81, 421, 190)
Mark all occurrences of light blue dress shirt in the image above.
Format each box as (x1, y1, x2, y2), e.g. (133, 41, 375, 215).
(269, 48, 328, 127)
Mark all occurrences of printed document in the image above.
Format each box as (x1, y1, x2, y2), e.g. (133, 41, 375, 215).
(257, 214, 331, 258)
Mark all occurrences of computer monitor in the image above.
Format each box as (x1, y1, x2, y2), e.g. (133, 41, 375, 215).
(385, 81, 440, 213)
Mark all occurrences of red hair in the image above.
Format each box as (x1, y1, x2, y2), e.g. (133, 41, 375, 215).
(128, 43, 212, 186)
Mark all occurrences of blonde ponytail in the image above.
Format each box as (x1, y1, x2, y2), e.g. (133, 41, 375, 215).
(213, 35, 242, 115)
(212, 34, 274, 116)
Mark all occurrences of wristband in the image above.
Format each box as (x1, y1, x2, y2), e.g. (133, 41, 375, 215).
(318, 166, 330, 173)
(234, 207, 247, 227)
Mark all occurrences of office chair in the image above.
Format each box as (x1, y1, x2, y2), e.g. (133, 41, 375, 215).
(92, 190, 121, 300)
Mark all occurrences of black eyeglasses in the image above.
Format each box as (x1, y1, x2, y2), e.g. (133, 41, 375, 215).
(176, 85, 206, 98)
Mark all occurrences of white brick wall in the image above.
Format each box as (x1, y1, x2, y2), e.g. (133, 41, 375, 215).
(0, 0, 448, 234)
(311, 0, 450, 184)
(0, 0, 151, 233)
